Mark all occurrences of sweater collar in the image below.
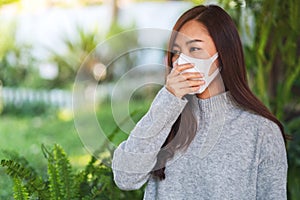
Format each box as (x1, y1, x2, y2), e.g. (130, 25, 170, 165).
(188, 91, 237, 159)
(197, 91, 237, 115)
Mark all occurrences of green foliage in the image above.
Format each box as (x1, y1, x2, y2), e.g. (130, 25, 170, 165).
(189, 0, 205, 5)
(218, 1, 300, 199)
(0, 0, 19, 7)
(0, 20, 15, 62)
(0, 157, 49, 199)
(287, 145, 300, 198)
(1, 144, 144, 199)
(0, 98, 150, 199)
(0, 5, 138, 89)
(47, 25, 101, 89)
(0, 19, 137, 89)
(76, 154, 144, 199)
(286, 116, 300, 199)
(47, 21, 138, 88)
(43, 144, 77, 199)
(0, 20, 46, 89)
(100, 21, 139, 83)
(0, 112, 86, 198)
(13, 178, 29, 200)
(217, 0, 300, 115)
(244, 0, 300, 119)
(1, 101, 50, 117)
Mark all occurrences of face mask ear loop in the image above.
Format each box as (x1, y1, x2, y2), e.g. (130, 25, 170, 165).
(207, 67, 220, 83)
(219, 66, 223, 72)
(210, 53, 219, 62)
(211, 52, 223, 72)
(210, 52, 221, 72)
(206, 52, 220, 84)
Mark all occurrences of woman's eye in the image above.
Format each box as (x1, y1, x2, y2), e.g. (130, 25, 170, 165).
(190, 47, 201, 52)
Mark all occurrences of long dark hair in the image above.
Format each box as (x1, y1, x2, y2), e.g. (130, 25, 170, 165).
(151, 5, 287, 180)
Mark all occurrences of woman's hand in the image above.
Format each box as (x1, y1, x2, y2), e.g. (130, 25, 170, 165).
(166, 63, 205, 99)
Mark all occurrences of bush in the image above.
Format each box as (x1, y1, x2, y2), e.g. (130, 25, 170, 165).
(1, 144, 144, 200)
(1, 101, 51, 117)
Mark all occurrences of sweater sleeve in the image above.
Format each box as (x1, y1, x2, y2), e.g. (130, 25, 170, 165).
(111, 86, 188, 190)
(256, 120, 288, 200)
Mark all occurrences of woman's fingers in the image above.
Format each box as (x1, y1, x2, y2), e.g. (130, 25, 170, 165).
(181, 72, 204, 81)
(167, 81, 202, 97)
(171, 63, 204, 79)
(166, 63, 205, 98)
(170, 63, 195, 76)
(173, 79, 204, 89)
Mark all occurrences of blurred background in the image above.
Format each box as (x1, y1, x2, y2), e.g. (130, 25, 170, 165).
(0, 0, 299, 199)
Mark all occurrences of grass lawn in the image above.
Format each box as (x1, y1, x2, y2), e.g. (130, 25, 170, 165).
(0, 99, 151, 199)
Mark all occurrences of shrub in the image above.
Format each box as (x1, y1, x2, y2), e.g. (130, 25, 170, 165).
(1, 144, 144, 200)
(1, 101, 50, 117)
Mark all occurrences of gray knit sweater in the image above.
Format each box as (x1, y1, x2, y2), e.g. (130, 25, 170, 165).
(112, 87, 287, 200)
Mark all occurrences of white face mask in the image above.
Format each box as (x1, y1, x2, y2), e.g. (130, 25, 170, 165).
(173, 52, 220, 94)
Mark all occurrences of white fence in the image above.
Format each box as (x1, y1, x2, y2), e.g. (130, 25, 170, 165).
(0, 87, 72, 109)
(0, 80, 160, 110)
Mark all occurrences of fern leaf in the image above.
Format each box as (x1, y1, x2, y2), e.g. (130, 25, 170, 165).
(1, 159, 35, 182)
(53, 144, 77, 199)
(2, 150, 34, 171)
(45, 145, 63, 200)
(13, 177, 29, 200)
(74, 171, 88, 198)
(43, 144, 79, 199)
(1, 157, 49, 199)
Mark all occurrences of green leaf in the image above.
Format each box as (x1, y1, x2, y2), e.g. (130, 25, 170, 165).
(53, 144, 78, 199)
(44, 144, 63, 200)
(42, 144, 78, 199)
(12, 177, 29, 200)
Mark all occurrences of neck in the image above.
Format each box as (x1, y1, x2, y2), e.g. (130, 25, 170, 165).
(196, 73, 225, 99)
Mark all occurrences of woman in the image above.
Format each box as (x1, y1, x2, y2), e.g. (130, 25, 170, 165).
(112, 4, 287, 200)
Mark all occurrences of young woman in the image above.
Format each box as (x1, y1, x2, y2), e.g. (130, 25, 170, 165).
(112, 5, 287, 199)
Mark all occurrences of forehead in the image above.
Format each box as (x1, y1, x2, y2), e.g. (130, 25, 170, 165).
(175, 20, 211, 43)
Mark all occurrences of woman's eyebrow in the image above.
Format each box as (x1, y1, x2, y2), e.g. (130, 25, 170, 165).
(186, 39, 203, 45)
